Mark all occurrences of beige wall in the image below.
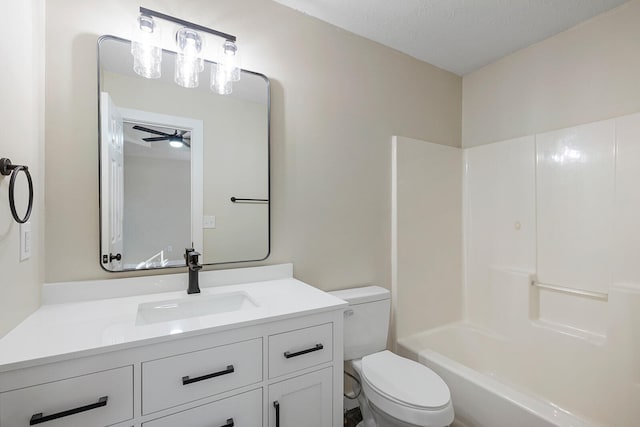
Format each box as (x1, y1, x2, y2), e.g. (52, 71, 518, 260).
(0, 0, 44, 337)
(392, 137, 462, 342)
(462, 0, 640, 147)
(45, 0, 462, 290)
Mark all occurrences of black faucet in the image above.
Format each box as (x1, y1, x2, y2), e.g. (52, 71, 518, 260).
(185, 248, 202, 294)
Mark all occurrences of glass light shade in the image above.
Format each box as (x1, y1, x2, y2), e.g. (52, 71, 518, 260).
(210, 62, 233, 95)
(220, 40, 241, 82)
(174, 28, 204, 88)
(131, 15, 162, 79)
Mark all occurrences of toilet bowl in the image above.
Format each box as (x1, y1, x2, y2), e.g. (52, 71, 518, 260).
(330, 286, 454, 427)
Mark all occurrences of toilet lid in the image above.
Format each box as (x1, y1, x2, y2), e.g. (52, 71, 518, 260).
(361, 351, 451, 409)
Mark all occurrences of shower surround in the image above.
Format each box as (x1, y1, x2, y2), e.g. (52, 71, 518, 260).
(392, 113, 640, 426)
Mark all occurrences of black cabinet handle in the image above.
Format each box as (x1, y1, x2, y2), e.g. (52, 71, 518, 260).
(30, 396, 108, 425)
(273, 401, 280, 427)
(284, 343, 324, 359)
(220, 418, 234, 427)
(182, 365, 234, 385)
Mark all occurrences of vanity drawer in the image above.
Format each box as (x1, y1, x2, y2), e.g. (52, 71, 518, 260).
(142, 388, 262, 427)
(269, 323, 333, 378)
(142, 338, 262, 414)
(0, 366, 133, 427)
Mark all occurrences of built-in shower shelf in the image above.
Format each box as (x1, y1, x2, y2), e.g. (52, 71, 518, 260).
(531, 319, 607, 345)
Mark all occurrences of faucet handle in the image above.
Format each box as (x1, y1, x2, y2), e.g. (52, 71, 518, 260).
(184, 248, 194, 264)
(185, 248, 201, 268)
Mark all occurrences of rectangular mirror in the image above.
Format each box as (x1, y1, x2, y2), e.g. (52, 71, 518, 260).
(98, 35, 270, 272)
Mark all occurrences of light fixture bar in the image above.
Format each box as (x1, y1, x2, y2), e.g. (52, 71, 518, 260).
(139, 7, 236, 42)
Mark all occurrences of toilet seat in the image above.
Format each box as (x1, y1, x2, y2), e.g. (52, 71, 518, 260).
(362, 350, 451, 409)
(360, 351, 454, 426)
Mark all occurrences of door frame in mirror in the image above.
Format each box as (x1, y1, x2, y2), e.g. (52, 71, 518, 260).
(99, 95, 204, 271)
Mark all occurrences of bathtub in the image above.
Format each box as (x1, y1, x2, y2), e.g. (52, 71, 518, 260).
(397, 322, 637, 427)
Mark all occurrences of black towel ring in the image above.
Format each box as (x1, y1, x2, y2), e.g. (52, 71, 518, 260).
(1, 158, 34, 224)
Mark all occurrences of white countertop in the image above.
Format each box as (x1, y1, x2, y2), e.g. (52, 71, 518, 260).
(0, 265, 347, 373)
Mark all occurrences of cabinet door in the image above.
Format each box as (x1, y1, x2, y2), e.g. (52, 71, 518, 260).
(268, 367, 332, 427)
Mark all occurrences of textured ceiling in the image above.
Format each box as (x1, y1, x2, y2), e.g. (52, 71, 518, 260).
(272, 0, 629, 75)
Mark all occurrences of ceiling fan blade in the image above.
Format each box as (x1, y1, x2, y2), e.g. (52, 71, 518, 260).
(143, 136, 170, 142)
(133, 125, 172, 137)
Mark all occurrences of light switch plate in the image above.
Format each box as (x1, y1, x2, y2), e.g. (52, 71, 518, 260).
(203, 215, 216, 229)
(20, 221, 32, 261)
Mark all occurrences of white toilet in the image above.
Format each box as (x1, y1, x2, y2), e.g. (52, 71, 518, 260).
(330, 286, 454, 427)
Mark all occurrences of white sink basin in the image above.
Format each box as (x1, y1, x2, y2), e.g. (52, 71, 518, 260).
(135, 291, 259, 325)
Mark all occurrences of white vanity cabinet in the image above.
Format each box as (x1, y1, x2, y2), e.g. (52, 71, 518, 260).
(0, 307, 344, 427)
(0, 267, 347, 427)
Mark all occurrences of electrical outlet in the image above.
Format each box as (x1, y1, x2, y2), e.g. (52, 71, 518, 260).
(203, 215, 216, 229)
(20, 222, 32, 261)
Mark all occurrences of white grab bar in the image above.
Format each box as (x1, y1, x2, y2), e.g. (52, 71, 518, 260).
(531, 280, 608, 301)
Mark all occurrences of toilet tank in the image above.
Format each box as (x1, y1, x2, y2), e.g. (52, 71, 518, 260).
(329, 286, 390, 361)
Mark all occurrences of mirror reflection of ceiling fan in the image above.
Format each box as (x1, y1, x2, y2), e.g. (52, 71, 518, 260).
(133, 125, 191, 148)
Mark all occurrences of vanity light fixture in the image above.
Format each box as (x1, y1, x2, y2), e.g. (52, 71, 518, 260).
(211, 40, 241, 94)
(174, 27, 203, 88)
(133, 7, 241, 94)
(211, 62, 233, 95)
(221, 40, 241, 82)
(131, 14, 162, 79)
